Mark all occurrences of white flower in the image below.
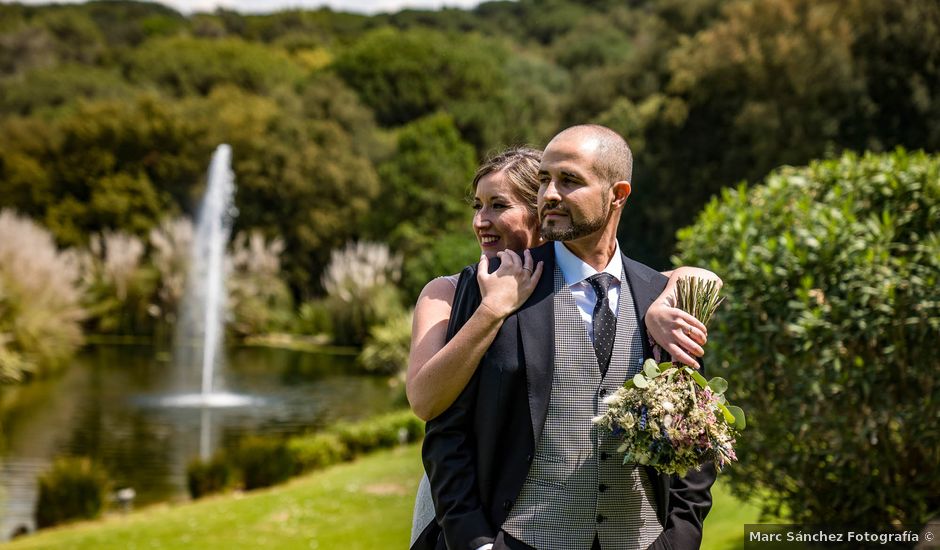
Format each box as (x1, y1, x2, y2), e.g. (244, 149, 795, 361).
(620, 412, 636, 429)
(662, 401, 675, 412)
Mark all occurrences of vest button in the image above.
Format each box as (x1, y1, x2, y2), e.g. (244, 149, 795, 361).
(503, 499, 513, 511)
(598, 388, 607, 397)
(596, 514, 606, 523)
(526, 454, 533, 464)
(600, 452, 609, 461)
(598, 483, 608, 493)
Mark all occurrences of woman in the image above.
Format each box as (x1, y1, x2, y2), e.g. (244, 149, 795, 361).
(407, 147, 718, 546)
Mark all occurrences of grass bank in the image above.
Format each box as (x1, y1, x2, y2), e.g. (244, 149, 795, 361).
(8, 444, 760, 549)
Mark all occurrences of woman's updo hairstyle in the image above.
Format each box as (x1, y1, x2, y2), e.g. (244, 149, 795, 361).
(471, 147, 542, 215)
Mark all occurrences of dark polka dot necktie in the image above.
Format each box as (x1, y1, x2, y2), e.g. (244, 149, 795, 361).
(587, 273, 616, 376)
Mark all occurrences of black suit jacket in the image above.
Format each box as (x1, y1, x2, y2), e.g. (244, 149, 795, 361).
(417, 243, 715, 550)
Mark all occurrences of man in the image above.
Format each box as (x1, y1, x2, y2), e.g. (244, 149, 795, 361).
(419, 125, 715, 550)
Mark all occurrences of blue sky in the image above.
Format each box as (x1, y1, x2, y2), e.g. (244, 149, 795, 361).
(2, 0, 487, 14)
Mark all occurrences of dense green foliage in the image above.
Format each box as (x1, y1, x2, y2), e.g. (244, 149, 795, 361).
(674, 150, 940, 527)
(0, 0, 937, 379)
(186, 452, 235, 499)
(3, 0, 935, 282)
(235, 436, 297, 490)
(35, 457, 110, 528)
(358, 309, 413, 375)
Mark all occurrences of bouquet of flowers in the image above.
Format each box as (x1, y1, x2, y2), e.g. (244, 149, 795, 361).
(593, 277, 745, 477)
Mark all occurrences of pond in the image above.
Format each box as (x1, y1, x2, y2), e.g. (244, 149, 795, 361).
(0, 344, 402, 540)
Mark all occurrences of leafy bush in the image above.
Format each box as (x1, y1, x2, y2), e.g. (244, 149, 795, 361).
(227, 231, 294, 338)
(295, 299, 333, 338)
(186, 452, 235, 499)
(328, 409, 424, 456)
(234, 437, 296, 491)
(674, 150, 939, 527)
(322, 241, 405, 346)
(35, 457, 109, 528)
(287, 433, 349, 473)
(74, 231, 158, 336)
(358, 309, 413, 375)
(0, 210, 84, 382)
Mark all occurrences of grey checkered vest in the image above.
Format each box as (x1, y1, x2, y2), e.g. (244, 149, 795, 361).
(502, 266, 663, 550)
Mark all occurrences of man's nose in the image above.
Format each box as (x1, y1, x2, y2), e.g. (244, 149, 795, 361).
(541, 179, 561, 204)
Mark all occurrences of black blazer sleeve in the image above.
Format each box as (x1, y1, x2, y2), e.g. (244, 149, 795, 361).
(421, 265, 496, 550)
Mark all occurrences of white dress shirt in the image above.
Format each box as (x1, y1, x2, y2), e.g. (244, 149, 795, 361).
(554, 240, 623, 341)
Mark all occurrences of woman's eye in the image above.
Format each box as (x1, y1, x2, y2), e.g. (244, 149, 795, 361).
(493, 203, 506, 209)
(472, 203, 482, 210)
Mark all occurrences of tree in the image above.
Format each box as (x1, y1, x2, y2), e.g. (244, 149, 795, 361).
(126, 36, 305, 97)
(611, 0, 940, 268)
(0, 95, 206, 246)
(332, 27, 505, 127)
(370, 113, 478, 299)
(184, 86, 380, 296)
(674, 149, 940, 528)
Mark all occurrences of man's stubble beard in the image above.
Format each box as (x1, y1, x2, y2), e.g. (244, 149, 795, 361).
(539, 201, 611, 242)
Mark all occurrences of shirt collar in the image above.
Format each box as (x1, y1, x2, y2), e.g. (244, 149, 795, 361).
(554, 240, 623, 288)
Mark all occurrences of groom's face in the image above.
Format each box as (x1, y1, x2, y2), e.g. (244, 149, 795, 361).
(537, 134, 611, 242)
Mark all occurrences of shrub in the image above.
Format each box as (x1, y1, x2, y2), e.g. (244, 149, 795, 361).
(295, 299, 333, 338)
(358, 309, 414, 375)
(227, 230, 294, 338)
(322, 241, 405, 346)
(328, 409, 424, 456)
(287, 433, 349, 473)
(234, 437, 296, 491)
(35, 457, 109, 528)
(0, 210, 84, 382)
(674, 150, 939, 527)
(186, 452, 235, 499)
(148, 217, 192, 330)
(75, 230, 159, 336)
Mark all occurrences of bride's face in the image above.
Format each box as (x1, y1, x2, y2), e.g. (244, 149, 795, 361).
(472, 171, 540, 259)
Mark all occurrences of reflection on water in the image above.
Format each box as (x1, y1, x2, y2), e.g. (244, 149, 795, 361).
(0, 345, 400, 540)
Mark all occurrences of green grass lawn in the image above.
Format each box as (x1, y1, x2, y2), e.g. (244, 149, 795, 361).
(7, 444, 760, 549)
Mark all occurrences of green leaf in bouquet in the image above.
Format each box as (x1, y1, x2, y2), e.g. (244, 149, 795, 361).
(726, 405, 747, 430)
(623, 379, 635, 389)
(685, 367, 709, 389)
(707, 377, 729, 394)
(643, 358, 658, 373)
(633, 373, 649, 388)
(717, 394, 727, 405)
(644, 361, 660, 379)
(658, 361, 672, 373)
(717, 402, 735, 424)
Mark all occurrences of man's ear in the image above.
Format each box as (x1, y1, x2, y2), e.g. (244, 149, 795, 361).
(610, 180, 631, 209)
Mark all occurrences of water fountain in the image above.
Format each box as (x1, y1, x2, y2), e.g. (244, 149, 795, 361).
(159, 144, 257, 454)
